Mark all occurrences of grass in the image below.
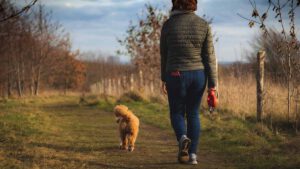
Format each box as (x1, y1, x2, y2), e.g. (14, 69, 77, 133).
(0, 95, 299, 169)
(218, 75, 299, 127)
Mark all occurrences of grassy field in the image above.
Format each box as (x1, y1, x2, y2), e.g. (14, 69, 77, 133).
(0, 94, 299, 169)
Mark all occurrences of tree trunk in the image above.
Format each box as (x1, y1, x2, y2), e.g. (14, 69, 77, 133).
(64, 78, 68, 95)
(295, 89, 299, 134)
(16, 64, 22, 97)
(257, 50, 265, 122)
(287, 51, 292, 122)
(7, 74, 12, 97)
(34, 67, 41, 96)
(21, 56, 25, 94)
(7, 50, 12, 97)
(29, 63, 35, 96)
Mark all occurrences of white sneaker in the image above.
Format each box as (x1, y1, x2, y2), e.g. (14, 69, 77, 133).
(178, 135, 191, 164)
(189, 153, 198, 165)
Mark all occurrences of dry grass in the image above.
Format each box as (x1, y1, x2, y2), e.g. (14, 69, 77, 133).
(218, 74, 299, 126)
(0, 94, 299, 168)
(91, 72, 299, 126)
(218, 75, 257, 117)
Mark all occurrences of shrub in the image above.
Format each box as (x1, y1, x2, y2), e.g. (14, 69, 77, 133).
(117, 91, 146, 103)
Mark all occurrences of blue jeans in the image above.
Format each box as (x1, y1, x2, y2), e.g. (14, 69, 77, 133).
(166, 70, 206, 154)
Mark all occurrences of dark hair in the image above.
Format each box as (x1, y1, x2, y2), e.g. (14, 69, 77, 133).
(172, 0, 197, 11)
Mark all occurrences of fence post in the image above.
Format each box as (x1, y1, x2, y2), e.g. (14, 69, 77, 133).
(257, 50, 266, 122)
(139, 70, 143, 92)
(150, 81, 154, 94)
(101, 79, 105, 95)
(108, 79, 112, 96)
(121, 76, 126, 91)
(112, 79, 116, 96)
(296, 89, 299, 134)
(117, 78, 121, 96)
(130, 74, 134, 91)
(96, 82, 100, 94)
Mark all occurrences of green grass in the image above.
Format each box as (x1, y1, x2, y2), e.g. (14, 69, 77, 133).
(93, 95, 300, 169)
(0, 95, 299, 169)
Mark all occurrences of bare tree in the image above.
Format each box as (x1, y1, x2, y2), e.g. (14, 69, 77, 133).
(239, 0, 300, 122)
(0, 1, 86, 97)
(118, 5, 168, 92)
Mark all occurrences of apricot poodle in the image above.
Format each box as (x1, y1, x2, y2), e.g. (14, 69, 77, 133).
(114, 105, 139, 152)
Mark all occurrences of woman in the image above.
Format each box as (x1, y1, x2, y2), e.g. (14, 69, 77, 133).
(160, 0, 218, 165)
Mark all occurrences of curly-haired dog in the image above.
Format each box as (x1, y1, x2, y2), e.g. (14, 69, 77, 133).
(114, 105, 139, 152)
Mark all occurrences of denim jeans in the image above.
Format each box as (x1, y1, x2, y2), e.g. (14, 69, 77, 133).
(166, 70, 206, 154)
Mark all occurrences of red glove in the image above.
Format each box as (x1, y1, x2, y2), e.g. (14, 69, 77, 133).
(207, 88, 218, 108)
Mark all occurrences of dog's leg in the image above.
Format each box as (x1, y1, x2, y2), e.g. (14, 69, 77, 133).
(120, 130, 128, 150)
(128, 131, 138, 152)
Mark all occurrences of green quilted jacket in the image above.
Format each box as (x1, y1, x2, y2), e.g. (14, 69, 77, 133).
(160, 10, 218, 88)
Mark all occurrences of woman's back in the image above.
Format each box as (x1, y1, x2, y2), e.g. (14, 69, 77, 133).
(162, 12, 209, 71)
(161, 11, 217, 88)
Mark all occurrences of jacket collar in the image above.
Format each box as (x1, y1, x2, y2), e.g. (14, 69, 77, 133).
(170, 10, 194, 17)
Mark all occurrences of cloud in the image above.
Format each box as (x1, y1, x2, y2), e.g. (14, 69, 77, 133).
(27, 0, 300, 62)
(38, 0, 164, 61)
(41, 0, 157, 8)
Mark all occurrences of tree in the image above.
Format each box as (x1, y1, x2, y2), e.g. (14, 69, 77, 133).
(248, 30, 300, 85)
(0, 0, 38, 23)
(0, 1, 86, 97)
(118, 5, 168, 90)
(48, 50, 86, 94)
(240, 0, 300, 122)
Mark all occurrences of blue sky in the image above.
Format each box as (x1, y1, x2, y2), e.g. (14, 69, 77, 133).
(22, 0, 299, 62)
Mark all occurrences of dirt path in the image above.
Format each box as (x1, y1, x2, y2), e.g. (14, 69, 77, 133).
(3, 98, 299, 169)
(0, 99, 232, 169)
(24, 105, 231, 169)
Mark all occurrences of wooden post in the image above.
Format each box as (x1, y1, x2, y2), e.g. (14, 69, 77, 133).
(150, 81, 154, 94)
(117, 78, 121, 96)
(296, 89, 299, 134)
(257, 50, 266, 122)
(113, 79, 117, 96)
(100, 80, 103, 95)
(139, 70, 143, 92)
(108, 79, 112, 96)
(130, 74, 134, 91)
(103, 79, 107, 96)
(122, 76, 127, 91)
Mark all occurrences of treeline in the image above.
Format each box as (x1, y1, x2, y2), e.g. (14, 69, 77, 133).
(0, 1, 86, 97)
(81, 53, 134, 90)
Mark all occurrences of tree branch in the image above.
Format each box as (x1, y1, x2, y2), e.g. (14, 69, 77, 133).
(237, 13, 260, 24)
(0, 0, 38, 23)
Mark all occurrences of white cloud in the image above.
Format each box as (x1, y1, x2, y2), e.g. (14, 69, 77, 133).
(42, 0, 157, 8)
(33, 0, 299, 62)
(213, 26, 250, 61)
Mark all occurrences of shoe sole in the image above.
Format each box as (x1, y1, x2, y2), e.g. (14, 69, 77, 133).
(178, 138, 191, 163)
(188, 161, 198, 165)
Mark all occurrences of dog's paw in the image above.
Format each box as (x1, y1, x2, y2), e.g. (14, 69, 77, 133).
(128, 146, 134, 152)
(119, 145, 128, 150)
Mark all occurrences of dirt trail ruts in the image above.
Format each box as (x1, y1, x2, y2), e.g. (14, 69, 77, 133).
(9, 105, 232, 169)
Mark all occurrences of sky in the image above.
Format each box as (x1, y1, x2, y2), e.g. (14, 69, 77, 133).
(19, 0, 300, 62)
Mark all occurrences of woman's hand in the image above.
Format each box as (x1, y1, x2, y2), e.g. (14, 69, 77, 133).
(161, 82, 167, 95)
(207, 88, 218, 108)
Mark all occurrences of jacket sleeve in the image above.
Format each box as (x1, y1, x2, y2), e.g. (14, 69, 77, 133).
(201, 25, 218, 88)
(160, 23, 168, 82)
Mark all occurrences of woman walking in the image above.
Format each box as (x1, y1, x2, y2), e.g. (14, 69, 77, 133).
(160, 0, 218, 165)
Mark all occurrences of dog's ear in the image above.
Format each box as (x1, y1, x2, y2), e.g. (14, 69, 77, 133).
(114, 105, 121, 113)
(114, 105, 129, 113)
